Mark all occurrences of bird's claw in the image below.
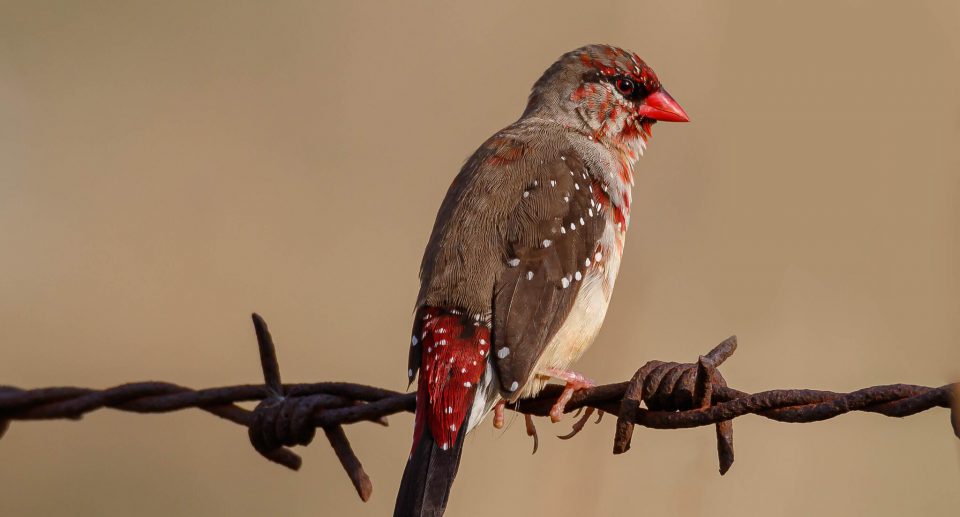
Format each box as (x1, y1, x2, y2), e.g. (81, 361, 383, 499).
(525, 413, 539, 454)
(557, 408, 604, 440)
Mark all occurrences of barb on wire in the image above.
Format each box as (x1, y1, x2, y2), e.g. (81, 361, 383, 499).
(1, 314, 957, 501)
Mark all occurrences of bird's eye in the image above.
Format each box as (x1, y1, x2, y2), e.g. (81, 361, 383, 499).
(615, 78, 635, 96)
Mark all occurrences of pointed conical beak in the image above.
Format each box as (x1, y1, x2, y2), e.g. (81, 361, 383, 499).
(636, 89, 689, 122)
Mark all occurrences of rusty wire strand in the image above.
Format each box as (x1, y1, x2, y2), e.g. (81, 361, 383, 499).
(1, 314, 957, 501)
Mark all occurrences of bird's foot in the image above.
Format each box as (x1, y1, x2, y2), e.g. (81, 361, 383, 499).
(492, 399, 538, 452)
(542, 368, 595, 423)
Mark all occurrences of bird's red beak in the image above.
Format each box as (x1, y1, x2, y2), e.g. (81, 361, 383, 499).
(636, 89, 689, 122)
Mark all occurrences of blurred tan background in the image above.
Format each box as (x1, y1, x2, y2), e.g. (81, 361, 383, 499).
(1, 1, 958, 516)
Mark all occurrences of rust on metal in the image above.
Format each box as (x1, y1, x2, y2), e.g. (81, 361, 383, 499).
(1, 315, 956, 501)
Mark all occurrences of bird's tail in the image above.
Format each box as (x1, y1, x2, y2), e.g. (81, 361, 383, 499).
(393, 416, 468, 517)
(395, 308, 495, 517)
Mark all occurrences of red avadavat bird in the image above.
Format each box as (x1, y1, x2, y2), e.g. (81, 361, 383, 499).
(394, 44, 688, 516)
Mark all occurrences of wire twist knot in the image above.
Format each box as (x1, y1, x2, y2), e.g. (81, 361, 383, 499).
(614, 336, 737, 473)
(249, 395, 319, 455)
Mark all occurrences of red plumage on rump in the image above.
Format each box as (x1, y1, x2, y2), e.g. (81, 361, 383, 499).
(411, 310, 491, 453)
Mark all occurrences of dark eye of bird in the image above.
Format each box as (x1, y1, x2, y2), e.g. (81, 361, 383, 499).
(615, 77, 635, 97)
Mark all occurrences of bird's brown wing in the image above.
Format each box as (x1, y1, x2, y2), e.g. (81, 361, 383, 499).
(492, 152, 606, 397)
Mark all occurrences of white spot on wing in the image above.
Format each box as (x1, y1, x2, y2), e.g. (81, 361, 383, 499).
(507, 258, 520, 267)
(497, 347, 510, 359)
(509, 381, 519, 391)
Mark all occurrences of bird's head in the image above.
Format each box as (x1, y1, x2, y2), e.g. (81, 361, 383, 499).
(525, 44, 688, 155)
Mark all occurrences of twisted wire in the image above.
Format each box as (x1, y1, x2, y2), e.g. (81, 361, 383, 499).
(2, 315, 956, 501)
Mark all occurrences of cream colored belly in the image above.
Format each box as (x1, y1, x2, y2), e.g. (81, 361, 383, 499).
(523, 226, 624, 396)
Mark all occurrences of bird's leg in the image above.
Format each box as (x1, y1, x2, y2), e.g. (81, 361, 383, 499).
(541, 368, 595, 423)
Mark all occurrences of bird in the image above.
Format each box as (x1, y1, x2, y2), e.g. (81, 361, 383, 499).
(394, 44, 688, 517)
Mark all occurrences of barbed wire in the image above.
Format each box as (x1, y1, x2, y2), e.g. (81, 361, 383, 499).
(1, 314, 957, 501)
